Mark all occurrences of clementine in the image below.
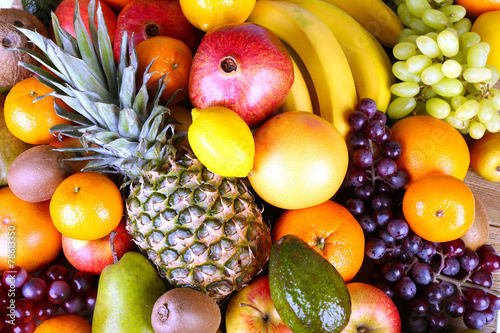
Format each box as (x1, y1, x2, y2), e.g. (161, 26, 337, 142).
(34, 314, 91, 333)
(455, 0, 500, 19)
(272, 200, 365, 282)
(390, 115, 470, 188)
(50, 172, 124, 241)
(0, 187, 62, 273)
(402, 173, 475, 243)
(248, 111, 349, 210)
(4, 77, 74, 145)
(135, 36, 193, 105)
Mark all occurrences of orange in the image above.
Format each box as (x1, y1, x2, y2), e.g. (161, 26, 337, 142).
(34, 314, 91, 333)
(402, 173, 475, 243)
(471, 11, 500, 72)
(135, 36, 193, 105)
(50, 172, 124, 241)
(455, 0, 500, 19)
(272, 200, 365, 282)
(470, 132, 500, 182)
(390, 115, 470, 188)
(4, 77, 73, 145)
(0, 187, 62, 273)
(248, 111, 349, 210)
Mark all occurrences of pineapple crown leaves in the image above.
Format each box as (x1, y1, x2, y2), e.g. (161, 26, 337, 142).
(10, 0, 182, 178)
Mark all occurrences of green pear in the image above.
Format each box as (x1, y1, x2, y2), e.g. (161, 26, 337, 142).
(0, 94, 32, 187)
(92, 251, 169, 332)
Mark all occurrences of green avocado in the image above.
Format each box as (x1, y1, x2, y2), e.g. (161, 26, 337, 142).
(22, 0, 62, 28)
(269, 234, 351, 333)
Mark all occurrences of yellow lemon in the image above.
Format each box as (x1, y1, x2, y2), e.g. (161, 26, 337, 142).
(188, 106, 255, 177)
(179, 0, 256, 32)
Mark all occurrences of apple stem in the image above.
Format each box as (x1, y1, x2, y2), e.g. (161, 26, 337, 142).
(109, 231, 119, 264)
(240, 303, 268, 320)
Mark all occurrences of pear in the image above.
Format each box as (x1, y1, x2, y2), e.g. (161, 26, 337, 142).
(92, 251, 169, 332)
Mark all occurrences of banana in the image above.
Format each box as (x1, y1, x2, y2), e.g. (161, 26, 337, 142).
(247, 0, 357, 139)
(319, 0, 403, 48)
(281, 56, 314, 113)
(277, 0, 394, 112)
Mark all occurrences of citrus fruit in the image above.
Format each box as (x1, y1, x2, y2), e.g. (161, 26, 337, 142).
(49, 172, 124, 241)
(169, 104, 192, 149)
(179, 0, 256, 32)
(248, 111, 348, 210)
(390, 115, 470, 187)
(272, 200, 365, 282)
(472, 11, 500, 77)
(34, 314, 91, 333)
(455, 0, 500, 19)
(188, 106, 254, 177)
(135, 36, 193, 105)
(0, 186, 62, 273)
(402, 173, 475, 243)
(469, 132, 500, 182)
(4, 77, 73, 145)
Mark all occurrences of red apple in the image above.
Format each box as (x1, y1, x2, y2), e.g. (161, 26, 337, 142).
(341, 282, 401, 333)
(62, 218, 137, 275)
(188, 23, 294, 128)
(113, 0, 204, 63)
(53, 0, 118, 44)
(225, 275, 292, 333)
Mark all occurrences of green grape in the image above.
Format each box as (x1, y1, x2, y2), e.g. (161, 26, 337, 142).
(422, 9, 448, 30)
(485, 113, 500, 133)
(416, 36, 441, 58)
(421, 63, 444, 85)
(432, 77, 464, 97)
(425, 97, 451, 119)
(423, 87, 437, 99)
(463, 67, 493, 83)
(485, 65, 499, 86)
(469, 120, 486, 139)
(439, 5, 467, 23)
(455, 99, 480, 121)
(441, 59, 462, 78)
(409, 18, 435, 35)
(398, 3, 417, 27)
(387, 97, 417, 119)
(461, 31, 481, 49)
(458, 127, 470, 135)
(452, 17, 472, 35)
(406, 0, 432, 18)
(393, 42, 418, 60)
(392, 61, 421, 82)
(399, 28, 419, 41)
(437, 29, 460, 57)
(489, 88, 500, 109)
(467, 42, 490, 68)
(451, 95, 468, 110)
(446, 111, 470, 129)
(425, 32, 439, 41)
(406, 54, 433, 74)
(477, 99, 496, 123)
(390, 82, 421, 97)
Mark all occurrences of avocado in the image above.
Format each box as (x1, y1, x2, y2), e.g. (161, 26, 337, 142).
(269, 234, 351, 333)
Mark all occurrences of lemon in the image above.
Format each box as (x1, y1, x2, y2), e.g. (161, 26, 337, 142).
(179, 0, 257, 32)
(188, 106, 255, 177)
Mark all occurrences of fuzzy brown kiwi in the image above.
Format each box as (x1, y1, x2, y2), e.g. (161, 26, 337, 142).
(461, 194, 490, 251)
(7, 144, 76, 202)
(151, 288, 221, 333)
(0, 8, 47, 91)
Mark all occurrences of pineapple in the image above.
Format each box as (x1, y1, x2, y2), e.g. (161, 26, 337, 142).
(16, 0, 271, 302)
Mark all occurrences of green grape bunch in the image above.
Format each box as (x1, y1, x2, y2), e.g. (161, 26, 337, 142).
(388, 0, 500, 139)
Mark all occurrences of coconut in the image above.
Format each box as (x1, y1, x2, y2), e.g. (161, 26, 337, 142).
(0, 9, 48, 91)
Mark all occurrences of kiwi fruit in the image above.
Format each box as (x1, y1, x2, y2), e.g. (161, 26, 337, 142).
(461, 194, 489, 251)
(151, 288, 221, 333)
(7, 144, 75, 202)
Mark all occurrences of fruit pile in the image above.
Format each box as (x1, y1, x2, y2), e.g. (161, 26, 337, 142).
(0, 0, 499, 332)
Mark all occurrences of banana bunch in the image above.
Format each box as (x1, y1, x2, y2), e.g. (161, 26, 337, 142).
(248, 0, 400, 140)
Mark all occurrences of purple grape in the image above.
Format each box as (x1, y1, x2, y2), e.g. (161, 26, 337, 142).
(480, 252, 500, 272)
(446, 295, 466, 317)
(371, 194, 392, 210)
(477, 244, 496, 258)
(459, 249, 480, 272)
(3, 267, 28, 289)
(348, 131, 370, 150)
(416, 241, 436, 261)
(373, 279, 395, 298)
(381, 141, 402, 160)
(34, 299, 58, 321)
(354, 183, 375, 200)
(428, 312, 447, 332)
(379, 229, 397, 247)
(86, 288, 98, 311)
(373, 207, 393, 227)
(43, 265, 69, 284)
(22, 278, 47, 302)
(467, 289, 490, 311)
(374, 126, 392, 145)
(402, 233, 424, 255)
(348, 110, 369, 131)
(61, 294, 84, 314)
(439, 281, 456, 299)
(365, 238, 386, 259)
(375, 157, 398, 178)
(9, 318, 36, 333)
(372, 110, 387, 124)
(428, 301, 444, 314)
(441, 258, 460, 277)
(424, 283, 445, 304)
(382, 261, 405, 282)
(392, 247, 412, 263)
(345, 198, 365, 217)
(47, 280, 72, 305)
(470, 269, 492, 288)
(406, 316, 428, 333)
(464, 309, 487, 330)
(410, 262, 434, 285)
(356, 98, 378, 119)
(384, 170, 408, 189)
(374, 180, 392, 194)
(443, 239, 466, 258)
(395, 276, 417, 300)
(483, 308, 496, 324)
(70, 272, 95, 295)
(357, 214, 377, 233)
(409, 297, 428, 317)
(14, 299, 35, 323)
(353, 148, 373, 168)
(387, 218, 409, 240)
(488, 294, 500, 311)
(346, 167, 367, 187)
(364, 120, 386, 142)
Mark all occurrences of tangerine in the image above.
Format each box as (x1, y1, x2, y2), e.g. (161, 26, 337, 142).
(4, 77, 74, 145)
(455, 0, 500, 19)
(0, 187, 62, 273)
(272, 200, 365, 282)
(390, 115, 470, 188)
(135, 36, 193, 105)
(50, 172, 124, 241)
(402, 173, 475, 243)
(34, 314, 91, 333)
(248, 111, 349, 210)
